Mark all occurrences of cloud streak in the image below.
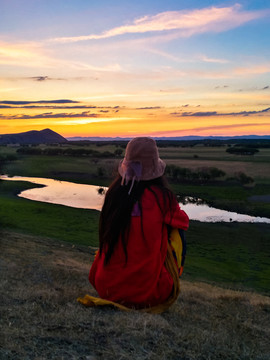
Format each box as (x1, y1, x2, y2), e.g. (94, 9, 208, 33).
(136, 106, 161, 110)
(29, 76, 66, 82)
(151, 122, 270, 136)
(171, 107, 270, 117)
(0, 41, 122, 72)
(0, 100, 78, 105)
(0, 41, 61, 69)
(0, 111, 100, 120)
(0, 100, 125, 111)
(190, 122, 270, 132)
(233, 64, 270, 76)
(51, 4, 268, 43)
(197, 54, 229, 64)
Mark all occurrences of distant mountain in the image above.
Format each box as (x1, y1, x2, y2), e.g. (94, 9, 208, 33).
(0, 128, 68, 145)
(3, 130, 268, 145)
(67, 135, 270, 141)
(67, 136, 131, 141)
(155, 135, 270, 141)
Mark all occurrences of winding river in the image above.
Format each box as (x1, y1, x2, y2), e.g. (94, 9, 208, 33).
(1, 175, 270, 224)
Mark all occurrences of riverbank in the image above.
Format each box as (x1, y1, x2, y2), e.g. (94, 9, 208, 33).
(1, 230, 269, 360)
(2, 175, 270, 223)
(1, 142, 270, 217)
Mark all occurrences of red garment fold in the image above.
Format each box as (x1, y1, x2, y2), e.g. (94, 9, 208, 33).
(89, 186, 189, 308)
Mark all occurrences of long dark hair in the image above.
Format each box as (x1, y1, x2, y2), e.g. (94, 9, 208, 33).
(99, 174, 175, 265)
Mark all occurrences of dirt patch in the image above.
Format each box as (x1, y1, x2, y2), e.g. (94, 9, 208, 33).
(1, 230, 270, 359)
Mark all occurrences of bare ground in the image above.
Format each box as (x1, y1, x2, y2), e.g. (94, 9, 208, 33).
(1, 230, 270, 360)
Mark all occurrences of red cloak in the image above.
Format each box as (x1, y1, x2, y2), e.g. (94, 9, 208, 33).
(89, 186, 189, 308)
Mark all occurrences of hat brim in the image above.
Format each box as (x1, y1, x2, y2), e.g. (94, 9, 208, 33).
(118, 158, 166, 181)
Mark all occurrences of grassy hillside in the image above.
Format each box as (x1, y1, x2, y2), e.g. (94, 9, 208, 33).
(1, 142, 270, 359)
(1, 141, 270, 294)
(1, 230, 269, 360)
(0, 180, 99, 246)
(0, 180, 269, 295)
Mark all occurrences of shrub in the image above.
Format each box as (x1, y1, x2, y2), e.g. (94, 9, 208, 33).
(226, 147, 259, 155)
(234, 172, 254, 185)
(166, 165, 226, 183)
(17, 147, 42, 155)
(97, 167, 105, 177)
(5, 154, 18, 161)
(114, 149, 123, 157)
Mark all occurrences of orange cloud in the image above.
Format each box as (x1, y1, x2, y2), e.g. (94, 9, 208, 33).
(0, 41, 54, 68)
(233, 64, 270, 76)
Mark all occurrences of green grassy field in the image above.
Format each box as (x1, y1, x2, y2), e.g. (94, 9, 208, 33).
(0, 178, 269, 295)
(185, 221, 270, 294)
(2, 143, 270, 182)
(0, 180, 99, 246)
(171, 182, 270, 217)
(1, 142, 270, 294)
(1, 144, 270, 214)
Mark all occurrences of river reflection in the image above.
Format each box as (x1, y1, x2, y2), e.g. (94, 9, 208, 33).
(1, 175, 106, 211)
(1, 175, 270, 224)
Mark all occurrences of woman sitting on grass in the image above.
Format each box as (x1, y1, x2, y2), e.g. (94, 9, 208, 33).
(88, 137, 189, 311)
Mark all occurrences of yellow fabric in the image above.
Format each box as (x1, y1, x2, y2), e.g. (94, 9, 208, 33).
(77, 244, 180, 314)
(169, 228, 183, 270)
(77, 294, 133, 312)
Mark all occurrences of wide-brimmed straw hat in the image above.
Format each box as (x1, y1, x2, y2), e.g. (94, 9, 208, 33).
(118, 137, 166, 192)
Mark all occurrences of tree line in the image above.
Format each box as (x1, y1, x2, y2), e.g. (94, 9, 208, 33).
(16, 147, 123, 157)
(165, 164, 253, 185)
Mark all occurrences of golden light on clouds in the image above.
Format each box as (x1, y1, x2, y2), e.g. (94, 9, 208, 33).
(0, 2, 269, 138)
(1, 100, 269, 137)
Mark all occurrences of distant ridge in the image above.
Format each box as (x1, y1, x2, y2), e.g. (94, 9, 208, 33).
(0, 128, 67, 145)
(1, 130, 269, 145)
(67, 135, 270, 141)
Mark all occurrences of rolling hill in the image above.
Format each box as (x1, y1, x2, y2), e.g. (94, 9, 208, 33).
(0, 128, 67, 145)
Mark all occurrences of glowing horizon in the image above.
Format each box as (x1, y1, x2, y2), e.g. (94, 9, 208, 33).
(0, 1, 269, 137)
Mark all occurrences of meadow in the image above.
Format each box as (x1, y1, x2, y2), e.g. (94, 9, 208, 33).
(1, 141, 270, 359)
(1, 141, 269, 293)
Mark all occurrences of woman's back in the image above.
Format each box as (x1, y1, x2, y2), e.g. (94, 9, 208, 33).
(88, 137, 189, 309)
(89, 185, 189, 308)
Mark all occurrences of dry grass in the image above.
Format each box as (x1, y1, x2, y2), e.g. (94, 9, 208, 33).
(159, 146, 270, 181)
(1, 230, 270, 360)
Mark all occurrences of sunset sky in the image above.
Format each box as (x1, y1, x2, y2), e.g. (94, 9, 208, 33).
(0, 0, 270, 138)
